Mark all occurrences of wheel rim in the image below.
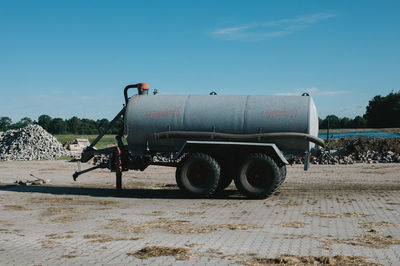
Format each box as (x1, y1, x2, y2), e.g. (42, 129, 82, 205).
(187, 161, 209, 188)
(245, 160, 272, 189)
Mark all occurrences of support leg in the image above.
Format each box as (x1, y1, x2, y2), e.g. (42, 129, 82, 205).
(115, 146, 123, 191)
(73, 164, 104, 181)
(304, 151, 310, 171)
(116, 172, 122, 191)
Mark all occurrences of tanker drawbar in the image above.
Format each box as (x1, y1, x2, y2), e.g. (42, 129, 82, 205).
(74, 83, 325, 199)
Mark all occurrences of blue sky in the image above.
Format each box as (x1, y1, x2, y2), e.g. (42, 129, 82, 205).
(1, 0, 399, 122)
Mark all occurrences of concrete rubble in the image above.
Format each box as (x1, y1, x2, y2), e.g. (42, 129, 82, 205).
(0, 124, 70, 161)
(68, 138, 90, 156)
(293, 137, 400, 165)
(15, 174, 48, 186)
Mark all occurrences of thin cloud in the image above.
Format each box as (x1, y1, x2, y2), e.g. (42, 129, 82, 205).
(211, 13, 337, 40)
(275, 88, 347, 96)
(306, 87, 347, 95)
(318, 90, 347, 95)
(212, 25, 252, 35)
(274, 92, 298, 96)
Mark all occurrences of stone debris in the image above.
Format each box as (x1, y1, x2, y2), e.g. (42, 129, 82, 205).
(293, 137, 400, 165)
(68, 138, 90, 156)
(128, 246, 192, 260)
(15, 178, 46, 186)
(14, 174, 49, 186)
(241, 254, 381, 265)
(92, 153, 111, 165)
(0, 124, 70, 161)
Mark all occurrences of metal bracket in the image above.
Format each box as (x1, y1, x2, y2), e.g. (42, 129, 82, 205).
(73, 164, 107, 181)
(304, 151, 310, 171)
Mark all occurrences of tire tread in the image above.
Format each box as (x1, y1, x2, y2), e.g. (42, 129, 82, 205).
(176, 152, 220, 198)
(234, 153, 283, 199)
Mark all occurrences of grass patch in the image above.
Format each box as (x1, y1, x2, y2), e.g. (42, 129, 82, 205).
(42, 207, 89, 216)
(55, 156, 73, 161)
(55, 134, 126, 149)
(285, 229, 400, 250)
(51, 216, 83, 223)
(358, 221, 400, 228)
(241, 254, 381, 265)
(178, 211, 206, 216)
(145, 210, 166, 216)
(3, 205, 29, 211)
(279, 221, 307, 228)
(83, 234, 140, 243)
(41, 240, 61, 249)
(45, 233, 73, 239)
(128, 246, 191, 260)
(125, 218, 261, 234)
(57, 251, 79, 260)
(302, 212, 369, 218)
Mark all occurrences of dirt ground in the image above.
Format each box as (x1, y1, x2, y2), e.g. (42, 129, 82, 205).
(0, 161, 399, 265)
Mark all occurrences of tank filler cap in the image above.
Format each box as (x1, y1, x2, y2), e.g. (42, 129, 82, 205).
(301, 92, 309, 96)
(138, 83, 149, 95)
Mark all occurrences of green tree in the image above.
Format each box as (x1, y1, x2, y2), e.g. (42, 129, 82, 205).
(351, 116, 367, 128)
(66, 116, 82, 134)
(320, 115, 340, 129)
(340, 117, 351, 128)
(79, 118, 97, 134)
(96, 118, 109, 134)
(13, 117, 33, 129)
(110, 117, 123, 134)
(364, 91, 400, 127)
(49, 118, 67, 134)
(0, 116, 12, 131)
(37, 115, 52, 131)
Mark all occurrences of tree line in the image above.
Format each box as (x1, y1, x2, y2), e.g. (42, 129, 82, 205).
(0, 115, 123, 135)
(319, 91, 400, 129)
(1, 91, 399, 133)
(319, 115, 367, 129)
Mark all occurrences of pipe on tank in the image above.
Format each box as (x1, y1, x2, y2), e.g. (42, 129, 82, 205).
(154, 131, 325, 148)
(124, 83, 149, 104)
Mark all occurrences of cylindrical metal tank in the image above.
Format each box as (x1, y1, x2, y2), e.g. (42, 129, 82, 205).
(124, 94, 319, 154)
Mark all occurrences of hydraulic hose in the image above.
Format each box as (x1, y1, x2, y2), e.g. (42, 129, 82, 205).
(154, 131, 325, 148)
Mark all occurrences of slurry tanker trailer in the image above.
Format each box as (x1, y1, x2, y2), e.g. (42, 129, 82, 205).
(73, 83, 325, 199)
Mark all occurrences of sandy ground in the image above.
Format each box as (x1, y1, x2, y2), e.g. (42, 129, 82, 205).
(0, 161, 399, 265)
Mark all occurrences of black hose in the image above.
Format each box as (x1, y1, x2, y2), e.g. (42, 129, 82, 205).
(154, 131, 325, 148)
(88, 107, 126, 149)
(124, 84, 139, 104)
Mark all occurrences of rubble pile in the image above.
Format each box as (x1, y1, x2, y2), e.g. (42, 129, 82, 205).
(330, 137, 400, 154)
(68, 138, 90, 156)
(0, 124, 70, 161)
(293, 137, 400, 165)
(308, 150, 400, 165)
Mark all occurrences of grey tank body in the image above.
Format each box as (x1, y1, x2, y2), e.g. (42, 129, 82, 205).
(124, 94, 319, 155)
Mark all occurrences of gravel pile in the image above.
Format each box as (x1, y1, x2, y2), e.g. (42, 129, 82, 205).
(292, 137, 400, 165)
(0, 124, 70, 161)
(329, 137, 400, 154)
(307, 150, 400, 165)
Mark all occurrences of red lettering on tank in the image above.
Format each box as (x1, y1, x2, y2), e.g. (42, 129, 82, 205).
(145, 107, 180, 120)
(260, 108, 298, 119)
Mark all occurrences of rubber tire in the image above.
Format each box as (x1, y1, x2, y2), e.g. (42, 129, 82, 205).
(213, 157, 236, 192)
(176, 153, 221, 198)
(277, 164, 287, 187)
(215, 167, 234, 192)
(234, 153, 281, 199)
